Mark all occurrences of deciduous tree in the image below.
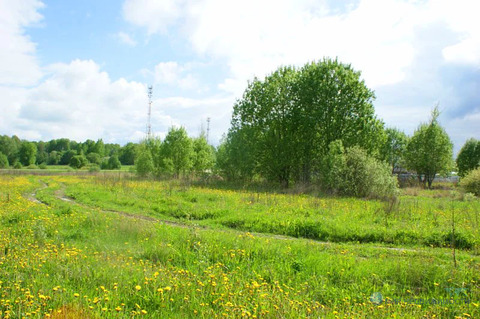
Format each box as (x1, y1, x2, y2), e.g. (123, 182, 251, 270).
(405, 107, 453, 188)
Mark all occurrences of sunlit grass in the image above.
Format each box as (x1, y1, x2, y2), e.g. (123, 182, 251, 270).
(0, 175, 479, 318)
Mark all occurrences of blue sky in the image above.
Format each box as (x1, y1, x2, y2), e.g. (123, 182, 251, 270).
(1, 0, 479, 153)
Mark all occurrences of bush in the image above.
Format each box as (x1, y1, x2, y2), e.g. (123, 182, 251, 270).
(27, 164, 38, 169)
(14, 162, 22, 169)
(320, 141, 398, 200)
(38, 163, 47, 169)
(87, 163, 100, 172)
(0, 152, 9, 168)
(108, 155, 122, 170)
(70, 155, 88, 169)
(343, 146, 398, 199)
(135, 150, 154, 177)
(460, 168, 480, 196)
(100, 159, 109, 170)
(86, 152, 102, 164)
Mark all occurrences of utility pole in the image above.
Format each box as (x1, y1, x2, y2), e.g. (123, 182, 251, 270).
(146, 85, 153, 140)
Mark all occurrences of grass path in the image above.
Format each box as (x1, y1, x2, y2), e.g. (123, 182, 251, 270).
(29, 180, 459, 256)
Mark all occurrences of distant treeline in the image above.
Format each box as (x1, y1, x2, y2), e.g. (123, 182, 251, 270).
(0, 136, 136, 169)
(1, 59, 479, 198)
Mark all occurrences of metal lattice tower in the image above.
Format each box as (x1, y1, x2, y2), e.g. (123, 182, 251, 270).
(206, 117, 211, 144)
(146, 85, 153, 139)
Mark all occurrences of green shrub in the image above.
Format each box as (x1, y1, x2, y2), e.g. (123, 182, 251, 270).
(27, 164, 38, 169)
(86, 152, 101, 164)
(108, 155, 122, 170)
(135, 150, 154, 177)
(14, 162, 22, 169)
(38, 163, 47, 169)
(70, 155, 88, 169)
(320, 141, 398, 200)
(0, 152, 8, 168)
(87, 163, 100, 172)
(460, 168, 480, 196)
(343, 146, 398, 199)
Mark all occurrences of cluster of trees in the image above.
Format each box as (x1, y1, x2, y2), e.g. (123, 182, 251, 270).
(0, 136, 137, 169)
(1, 59, 477, 197)
(214, 59, 456, 195)
(216, 59, 385, 187)
(135, 127, 215, 178)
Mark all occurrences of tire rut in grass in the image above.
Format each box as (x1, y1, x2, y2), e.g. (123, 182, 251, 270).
(32, 181, 439, 255)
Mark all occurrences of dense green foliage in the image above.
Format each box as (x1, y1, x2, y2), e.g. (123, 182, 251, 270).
(86, 152, 102, 165)
(460, 168, 480, 196)
(405, 107, 453, 188)
(0, 135, 142, 171)
(379, 128, 408, 173)
(222, 59, 385, 186)
(457, 138, 480, 177)
(0, 152, 8, 168)
(192, 134, 215, 175)
(135, 128, 216, 178)
(320, 141, 398, 199)
(135, 147, 155, 177)
(161, 127, 194, 177)
(107, 155, 122, 170)
(18, 141, 37, 166)
(69, 155, 88, 169)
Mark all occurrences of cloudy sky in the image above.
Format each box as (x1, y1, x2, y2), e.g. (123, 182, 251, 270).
(1, 0, 479, 152)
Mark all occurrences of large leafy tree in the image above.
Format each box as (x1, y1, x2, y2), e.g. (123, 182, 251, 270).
(0, 152, 8, 168)
(0, 135, 21, 164)
(405, 107, 453, 188)
(192, 134, 215, 174)
(456, 138, 480, 177)
(226, 58, 384, 185)
(119, 142, 137, 165)
(379, 128, 408, 173)
(19, 141, 37, 166)
(161, 127, 194, 177)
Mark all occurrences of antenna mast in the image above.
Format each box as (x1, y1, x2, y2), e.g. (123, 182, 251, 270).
(147, 85, 153, 139)
(206, 117, 211, 144)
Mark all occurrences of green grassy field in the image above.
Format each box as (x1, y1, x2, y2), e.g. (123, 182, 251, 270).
(0, 175, 479, 318)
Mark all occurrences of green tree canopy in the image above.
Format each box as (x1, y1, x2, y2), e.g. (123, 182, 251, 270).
(161, 127, 194, 177)
(107, 155, 122, 170)
(19, 142, 37, 166)
(405, 107, 453, 188)
(135, 146, 155, 177)
(192, 134, 215, 174)
(119, 142, 137, 165)
(456, 138, 480, 177)
(0, 152, 9, 168)
(225, 58, 385, 185)
(70, 155, 88, 169)
(379, 128, 408, 173)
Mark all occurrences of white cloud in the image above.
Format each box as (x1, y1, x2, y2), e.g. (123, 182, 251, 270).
(153, 95, 234, 142)
(6, 59, 229, 144)
(15, 60, 149, 143)
(116, 31, 137, 46)
(153, 61, 198, 90)
(123, 0, 480, 93)
(122, 0, 185, 35)
(0, 0, 44, 86)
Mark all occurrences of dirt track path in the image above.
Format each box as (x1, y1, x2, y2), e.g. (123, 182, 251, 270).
(27, 181, 434, 254)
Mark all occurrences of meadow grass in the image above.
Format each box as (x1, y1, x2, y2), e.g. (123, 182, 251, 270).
(55, 176, 480, 251)
(0, 175, 479, 318)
